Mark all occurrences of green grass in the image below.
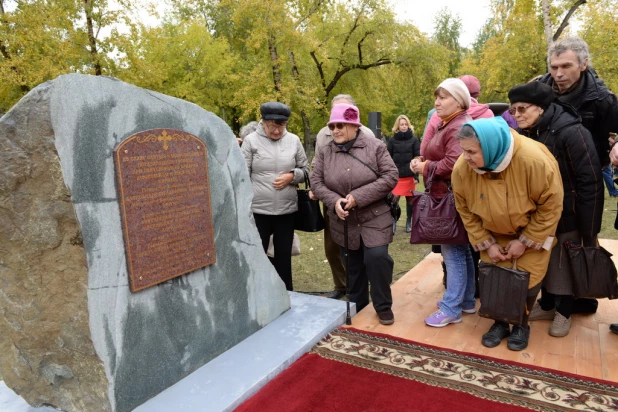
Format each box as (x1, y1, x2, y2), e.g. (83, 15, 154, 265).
(292, 187, 618, 293)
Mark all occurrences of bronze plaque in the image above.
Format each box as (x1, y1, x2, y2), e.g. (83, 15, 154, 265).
(114, 129, 216, 292)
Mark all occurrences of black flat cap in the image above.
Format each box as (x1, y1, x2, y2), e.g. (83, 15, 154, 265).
(260, 102, 291, 121)
(508, 82, 555, 110)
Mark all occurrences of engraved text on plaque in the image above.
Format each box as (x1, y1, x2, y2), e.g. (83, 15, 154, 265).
(114, 129, 216, 292)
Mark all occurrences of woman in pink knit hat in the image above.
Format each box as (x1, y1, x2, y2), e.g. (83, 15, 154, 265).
(311, 104, 399, 325)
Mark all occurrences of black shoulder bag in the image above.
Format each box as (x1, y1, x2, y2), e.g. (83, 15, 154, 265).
(294, 170, 326, 232)
(343, 152, 401, 222)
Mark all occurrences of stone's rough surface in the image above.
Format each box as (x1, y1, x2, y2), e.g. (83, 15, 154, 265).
(114, 129, 216, 291)
(0, 74, 290, 412)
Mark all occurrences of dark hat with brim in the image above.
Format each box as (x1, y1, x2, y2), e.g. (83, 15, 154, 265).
(260, 102, 291, 121)
(508, 82, 555, 110)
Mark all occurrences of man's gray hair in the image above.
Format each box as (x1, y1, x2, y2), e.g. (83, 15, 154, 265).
(331, 94, 356, 107)
(548, 38, 591, 68)
(239, 121, 259, 139)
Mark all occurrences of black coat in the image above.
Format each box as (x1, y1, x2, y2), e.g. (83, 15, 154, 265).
(519, 103, 604, 239)
(387, 130, 420, 179)
(539, 69, 618, 166)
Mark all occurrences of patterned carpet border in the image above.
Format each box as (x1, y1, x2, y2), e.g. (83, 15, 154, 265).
(311, 328, 618, 412)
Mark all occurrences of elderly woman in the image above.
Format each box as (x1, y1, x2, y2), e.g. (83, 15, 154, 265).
(410, 78, 475, 328)
(508, 82, 604, 337)
(387, 115, 420, 233)
(241, 102, 309, 291)
(452, 117, 563, 350)
(311, 104, 398, 325)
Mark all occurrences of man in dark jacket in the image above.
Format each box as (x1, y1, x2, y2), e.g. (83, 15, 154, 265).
(537, 37, 618, 316)
(538, 38, 618, 167)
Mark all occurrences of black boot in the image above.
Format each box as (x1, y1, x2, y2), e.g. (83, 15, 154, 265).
(481, 321, 510, 348)
(507, 325, 530, 351)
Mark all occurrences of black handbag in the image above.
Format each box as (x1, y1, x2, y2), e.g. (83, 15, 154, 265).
(408, 166, 468, 245)
(294, 170, 325, 232)
(563, 241, 618, 299)
(478, 260, 530, 325)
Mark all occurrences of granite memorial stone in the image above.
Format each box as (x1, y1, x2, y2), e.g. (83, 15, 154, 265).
(0, 74, 290, 412)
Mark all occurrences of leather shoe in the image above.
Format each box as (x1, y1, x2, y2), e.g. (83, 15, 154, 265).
(325, 290, 345, 300)
(405, 218, 412, 233)
(377, 308, 394, 325)
(610, 324, 618, 335)
(481, 322, 510, 348)
(507, 325, 530, 351)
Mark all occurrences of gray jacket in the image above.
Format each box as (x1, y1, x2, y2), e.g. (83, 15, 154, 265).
(242, 123, 309, 215)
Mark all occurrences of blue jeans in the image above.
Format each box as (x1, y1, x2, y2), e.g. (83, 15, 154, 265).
(439, 243, 476, 318)
(602, 165, 618, 196)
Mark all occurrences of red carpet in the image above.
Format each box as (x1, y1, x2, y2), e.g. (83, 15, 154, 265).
(236, 328, 618, 412)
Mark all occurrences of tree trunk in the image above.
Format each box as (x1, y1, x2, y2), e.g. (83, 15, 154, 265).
(84, 0, 102, 76)
(268, 33, 281, 93)
(288, 51, 312, 154)
(300, 110, 312, 158)
(541, 0, 553, 45)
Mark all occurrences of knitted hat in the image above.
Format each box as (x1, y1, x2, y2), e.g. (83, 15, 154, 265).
(260, 102, 291, 121)
(436, 78, 471, 110)
(459, 75, 481, 98)
(328, 104, 362, 127)
(508, 82, 555, 110)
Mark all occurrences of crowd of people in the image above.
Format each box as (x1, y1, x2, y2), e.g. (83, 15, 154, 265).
(239, 37, 618, 350)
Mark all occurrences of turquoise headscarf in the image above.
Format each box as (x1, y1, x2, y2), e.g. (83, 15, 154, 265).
(464, 117, 512, 171)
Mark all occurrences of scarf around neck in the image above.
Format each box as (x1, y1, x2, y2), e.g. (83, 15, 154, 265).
(439, 109, 465, 127)
(393, 130, 413, 140)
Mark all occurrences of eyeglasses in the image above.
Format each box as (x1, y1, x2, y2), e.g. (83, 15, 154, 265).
(508, 104, 532, 116)
(264, 121, 287, 131)
(328, 123, 346, 131)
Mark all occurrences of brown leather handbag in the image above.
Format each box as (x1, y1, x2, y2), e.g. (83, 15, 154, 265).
(478, 260, 530, 325)
(409, 166, 468, 245)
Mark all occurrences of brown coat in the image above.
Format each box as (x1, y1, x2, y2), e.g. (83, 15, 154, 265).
(311, 128, 398, 250)
(422, 111, 472, 199)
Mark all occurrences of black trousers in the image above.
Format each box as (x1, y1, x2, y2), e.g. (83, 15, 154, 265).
(254, 213, 295, 291)
(538, 287, 575, 318)
(340, 238, 393, 313)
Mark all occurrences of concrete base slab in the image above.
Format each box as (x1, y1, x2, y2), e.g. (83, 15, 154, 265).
(1, 292, 354, 412)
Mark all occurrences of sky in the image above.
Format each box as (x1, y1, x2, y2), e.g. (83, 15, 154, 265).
(389, 0, 493, 47)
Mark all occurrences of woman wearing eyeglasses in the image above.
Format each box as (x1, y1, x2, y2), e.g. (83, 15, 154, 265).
(508, 82, 604, 338)
(410, 78, 476, 328)
(451, 116, 563, 350)
(241, 102, 309, 291)
(310, 104, 398, 325)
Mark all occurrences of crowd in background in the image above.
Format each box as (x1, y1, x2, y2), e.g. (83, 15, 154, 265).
(239, 37, 618, 350)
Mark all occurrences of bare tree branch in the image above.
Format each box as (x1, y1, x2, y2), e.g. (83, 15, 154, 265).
(324, 58, 392, 97)
(357, 31, 372, 65)
(310, 50, 326, 91)
(553, 0, 587, 41)
(294, 0, 325, 30)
